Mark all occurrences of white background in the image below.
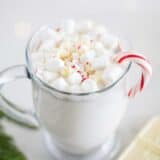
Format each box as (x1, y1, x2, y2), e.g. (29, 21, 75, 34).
(0, 0, 159, 159)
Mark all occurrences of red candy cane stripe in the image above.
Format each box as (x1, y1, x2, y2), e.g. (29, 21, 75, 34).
(114, 52, 149, 63)
(140, 73, 144, 90)
(114, 52, 152, 98)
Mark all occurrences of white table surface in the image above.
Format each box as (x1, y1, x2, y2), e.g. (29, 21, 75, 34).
(0, 0, 159, 159)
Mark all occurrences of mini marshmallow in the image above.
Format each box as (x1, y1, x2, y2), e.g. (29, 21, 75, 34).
(77, 20, 94, 33)
(51, 77, 68, 91)
(102, 34, 119, 50)
(96, 48, 113, 57)
(81, 35, 91, 43)
(39, 39, 56, 52)
(90, 70, 103, 85)
(85, 21, 94, 30)
(94, 42, 104, 51)
(103, 49, 114, 56)
(31, 52, 44, 63)
(67, 72, 82, 85)
(95, 24, 107, 36)
(92, 55, 109, 69)
(80, 50, 96, 63)
(32, 62, 45, 71)
(102, 64, 124, 83)
(62, 19, 75, 34)
(43, 71, 59, 82)
(81, 79, 98, 92)
(60, 41, 72, 50)
(45, 58, 64, 72)
(46, 28, 57, 36)
(57, 31, 66, 41)
(38, 27, 58, 41)
(79, 45, 90, 53)
(69, 85, 82, 93)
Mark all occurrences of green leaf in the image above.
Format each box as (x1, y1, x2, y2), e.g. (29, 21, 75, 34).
(0, 111, 26, 160)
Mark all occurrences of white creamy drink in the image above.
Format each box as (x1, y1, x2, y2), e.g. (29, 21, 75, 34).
(30, 20, 128, 154)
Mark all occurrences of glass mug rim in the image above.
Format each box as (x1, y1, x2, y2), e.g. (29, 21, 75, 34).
(25, 26, 131, 96)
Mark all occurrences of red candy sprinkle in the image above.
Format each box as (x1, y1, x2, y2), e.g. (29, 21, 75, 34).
(77, 45, 81, 50)
(81, 74, 88, 82)
(72, 65, 76, 69)
(77, 70, 82, 74)
(81, 77, 88, 82)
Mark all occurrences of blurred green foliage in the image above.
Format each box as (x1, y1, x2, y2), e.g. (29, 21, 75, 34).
(0, 111, 26, 160)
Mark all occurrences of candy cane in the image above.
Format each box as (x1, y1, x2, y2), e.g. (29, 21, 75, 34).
(114, 52, 152, 98)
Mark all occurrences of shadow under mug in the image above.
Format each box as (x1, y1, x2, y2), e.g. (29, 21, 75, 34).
(0, 27, 151, 160)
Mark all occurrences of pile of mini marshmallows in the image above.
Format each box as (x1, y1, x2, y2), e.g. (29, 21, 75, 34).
(30, 20, 125, 93)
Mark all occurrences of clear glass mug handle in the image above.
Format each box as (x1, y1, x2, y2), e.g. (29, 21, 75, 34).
(0, 65, 39, 128)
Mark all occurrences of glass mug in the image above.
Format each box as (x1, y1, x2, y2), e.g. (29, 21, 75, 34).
(0, 27, 152, 160)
